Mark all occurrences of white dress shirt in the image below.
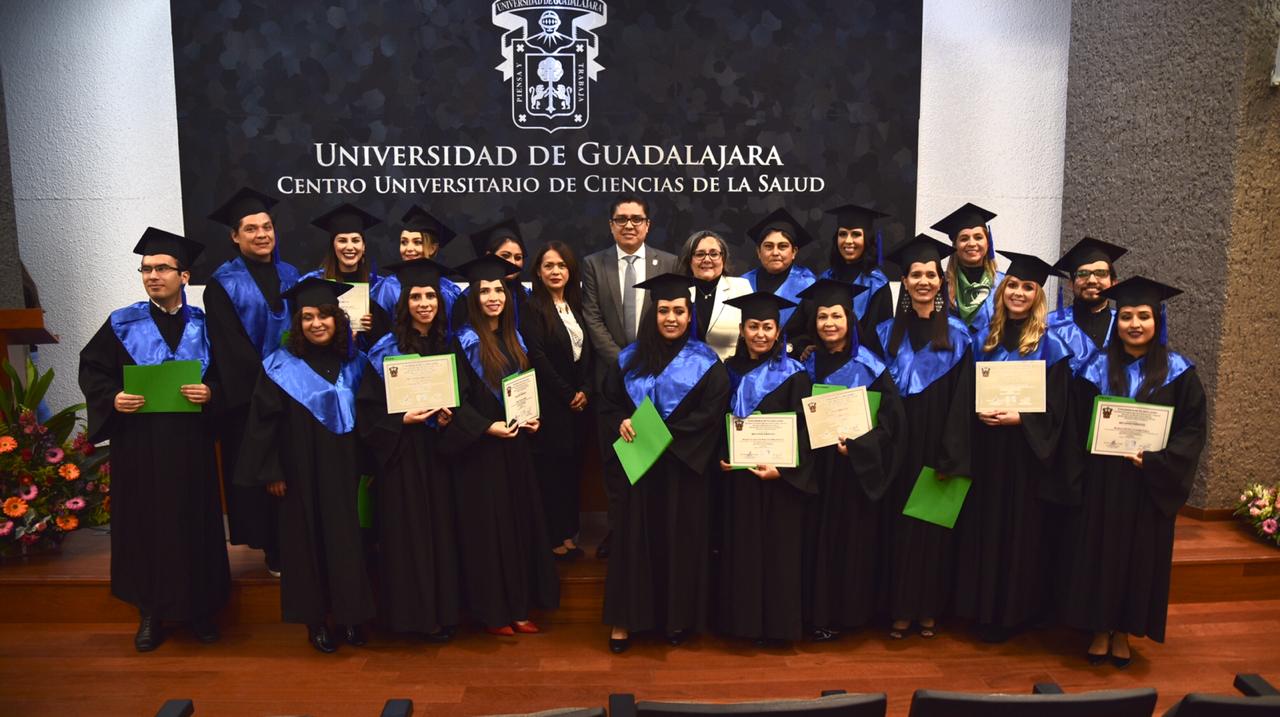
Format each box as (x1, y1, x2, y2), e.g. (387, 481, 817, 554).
(616, 243, 647, 340)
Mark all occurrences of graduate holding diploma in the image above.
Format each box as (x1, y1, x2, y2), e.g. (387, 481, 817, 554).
(875, 235, 973, 641)
(78, 228, 229, 652)
(1060, 277, 1206, 667)
(358, 258, 461, 641)
(797, 279, 907, 641)
(601, 273, 730, 653)
(714, 292, 814, 646)
(440, 254, 558, 637)
(299, 202, 382, 341)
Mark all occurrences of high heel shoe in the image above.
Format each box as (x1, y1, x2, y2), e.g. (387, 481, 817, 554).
(486, 625, 516, 636)
(609, 635, 631, 653)
(513, 620, 540, 634)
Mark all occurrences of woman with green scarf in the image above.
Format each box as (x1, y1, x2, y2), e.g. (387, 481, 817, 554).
(932, 203, 1004, 336)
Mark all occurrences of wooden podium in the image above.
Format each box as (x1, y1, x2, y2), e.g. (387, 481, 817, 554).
(0, 308, 56, 385)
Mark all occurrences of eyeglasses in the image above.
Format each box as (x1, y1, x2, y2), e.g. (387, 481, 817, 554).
(611, 216, 649, 227)
(692, 250, 723, 261)
(1074, 269, 1111, 279)
(138, 265, 179, 275)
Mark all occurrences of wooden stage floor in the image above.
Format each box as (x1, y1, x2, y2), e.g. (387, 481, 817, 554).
(2, 516, 1278, 716)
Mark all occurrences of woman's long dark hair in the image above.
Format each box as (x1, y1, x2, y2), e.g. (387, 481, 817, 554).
(320, 233, 371, 279)
(466, 280, 529, 389)
(392, 280, 447, 354)
(1106, 311, 1168, 400)
(826, 228, 877, 277)
(287, 304, 352, 358)
(622, 298, 691, 377)
(528, 241, 583, 336)
(886, 259, 953, 357)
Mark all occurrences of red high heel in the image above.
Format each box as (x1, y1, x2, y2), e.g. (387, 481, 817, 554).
(486, 625, 515, 636)
(513, 620, 540, 634)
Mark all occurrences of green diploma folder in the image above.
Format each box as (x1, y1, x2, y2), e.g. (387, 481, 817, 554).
(901, 465, 972, 529)
(613, 397, 673, 485)
(357, 475, 374, 529)
(811, 384, 882, 427)
(123, 360, 202, 413)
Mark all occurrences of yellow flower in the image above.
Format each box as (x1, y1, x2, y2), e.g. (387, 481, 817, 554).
(56, 515, 79, 531)
(58, 464, 80, 481)
(3, 497, 28, 518)
(0, 435, 16, 453)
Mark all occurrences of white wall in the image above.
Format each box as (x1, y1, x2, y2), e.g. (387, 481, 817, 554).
(0, 0, 1072, 411)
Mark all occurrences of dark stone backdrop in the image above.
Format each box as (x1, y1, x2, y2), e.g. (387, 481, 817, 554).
(172, 0, 921, 281)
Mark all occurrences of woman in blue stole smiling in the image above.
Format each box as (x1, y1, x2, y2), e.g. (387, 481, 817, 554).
(811, 204, 895, 353)
(875, 235, 973, 641)
(1060, 278, 1206, 668)
(299, 203, 383, 344)
(933, 203, 1004, 338)
(233, 277, 376, 654)
(714, 291, 814, 646)
(952, 251, 1075, 643)
(797, 279, 907, 642)
(603, 273, 730, 654)
(439, 254, 559, 637)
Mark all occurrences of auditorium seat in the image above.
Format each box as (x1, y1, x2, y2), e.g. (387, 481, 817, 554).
(906, 685, 1157, 716)
(1161, 673, 1280, 716)
(608, 690, 886, 717)
(480, 708, 606, 717)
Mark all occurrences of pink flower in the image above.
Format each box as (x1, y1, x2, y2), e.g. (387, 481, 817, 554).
(1264, 519, 1278, 536)
(1250, 507, 1262, 517)
(44, 447, 64, 463)
(1240, 494, 1249, 503)
(0, 521, 12, 536)
(19, 533, 39, 545)
(84, 482, 96, 492)
(99, 483, 109, 493)
(65, 497, 86, 511)
(19, 484, 38, 501)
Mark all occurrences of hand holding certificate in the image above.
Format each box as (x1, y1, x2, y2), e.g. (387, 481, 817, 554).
(123, 360, 203, 413)
(383, 353, 460, 414)
(803, 386, 873, 449)
(975, 360, 1046, 413)
(726, 412, 799, 469)
(502, 369, 540, 426)
(340, 282, 370, 332)
(1087, 396, 1174, 457)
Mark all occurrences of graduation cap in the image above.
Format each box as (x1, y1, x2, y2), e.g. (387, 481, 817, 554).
(454, 254, 522, 284)
(382, 258, 454, 290)
(746, 208, 815, 248)
(796, 278, 868, 308)
(281, 276, 353, 308)
(310, 203, 381, 236)
(208, 186, 279, 228)
(133, 227, 204, 268)
(1101, 276, 1182, 308)
(885, 233, 955, 270)
(1054, 236, 1127, 273)
(400, 205, 457, 247)
(633, 273, 697, 301)
(929, 203, 997, 239)
(723, 291, 797, 323)
(825, 204, 889, 233)
(997, 250, 1061, 286)
(468, 218, 525, 257)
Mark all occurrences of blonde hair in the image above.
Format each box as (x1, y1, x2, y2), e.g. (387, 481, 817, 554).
(983, 275, 1048, 355)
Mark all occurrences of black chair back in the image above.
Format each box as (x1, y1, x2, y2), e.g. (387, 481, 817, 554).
(907, 687, 1157, 717)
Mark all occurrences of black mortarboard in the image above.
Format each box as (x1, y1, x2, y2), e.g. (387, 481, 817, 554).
(1101, 276, 1182, 308)
(746, 208, 815, 248)
(454, 254, 522, 284)
(723, 291, 797, 323)
(468, 218, 525, 257)
(997, 250, 1061, 286)
(383, 258, 454, 290)
(281, 277, 353, 308)
(132, 227, 204, 267)
(633, 273, 697, 302)
(310, 203, 381, 236)
(207, 186, 279, 228)
(400, 205, 457, 247)
(796, 278, 869, 308)
(1053, 236, 1128, 273)
(824, 204, 889, 233)
(885, 234, 955, 269)
(929, 203, 997, 239)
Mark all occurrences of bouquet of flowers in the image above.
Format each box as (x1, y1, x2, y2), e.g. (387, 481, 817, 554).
(1234, 483, 1280, 548)
(1, 358, 110, 556)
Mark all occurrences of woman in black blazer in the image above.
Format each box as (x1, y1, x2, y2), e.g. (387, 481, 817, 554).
(521, 241, 593, 560)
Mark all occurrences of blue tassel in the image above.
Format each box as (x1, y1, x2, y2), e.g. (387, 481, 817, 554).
(986, 223, 995, 259)
(875, 228, 884, 266)
(1159, 303, 1168, 345)
(1056, 283, 1064, 313)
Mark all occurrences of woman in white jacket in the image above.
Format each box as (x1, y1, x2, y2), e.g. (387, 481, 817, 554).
(677, 229, 751, 361)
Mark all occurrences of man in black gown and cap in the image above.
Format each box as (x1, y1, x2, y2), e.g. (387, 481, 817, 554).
(1050, 236, 1128, 350)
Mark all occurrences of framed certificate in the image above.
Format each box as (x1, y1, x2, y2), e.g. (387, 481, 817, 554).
(975, 359, 1046, 413)
(383, 353, 459, 414)
(802, 386, 873, 449)
(501, 369, 540, 425)
(726, 412, 799, 469)
(1087, 396, 1175, 457)
(340, 282, 370, 332)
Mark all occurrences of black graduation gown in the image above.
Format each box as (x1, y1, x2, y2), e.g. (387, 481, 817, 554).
(953, 341, 1072, 629)
(1059, 365, 1206, 642)
(599, 348, 731, 634)
(77, 308, 230, 621)
(356, 336, 461, 634)
(808, 367, 907, 631)
(438, 334, 559, 628)
(233, 352, 375, 626)
(717, 363, 815, 641)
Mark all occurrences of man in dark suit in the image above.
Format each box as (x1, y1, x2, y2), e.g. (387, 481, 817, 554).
(581, 194, 680, 557)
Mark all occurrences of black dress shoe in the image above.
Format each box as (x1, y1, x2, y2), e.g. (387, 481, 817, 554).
(307, 624, 337, 653)
(265, 550, 282, 578)
(1087, 652, 1108, 666)
(341, 624, 368, 647)
(665, 629, 690, 646)
(134, 616, 164, 653)
(1111, 653, 1132, 669)
(191, 616, 220, 643)
(609, 636, 630, 654)
(595, 533, 612, 560)
(810, 627, 840, 642)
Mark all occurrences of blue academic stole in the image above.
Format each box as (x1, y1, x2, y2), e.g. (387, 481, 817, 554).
(875, 316, 971, 396)
(365, 332, 400, 379)
(109, 302, 210, 377)
(817, 267, 888, 320)
(1080, 351, 1193, 398)
(974, 323, 1073, 369)
(727, 354, 804, 417)
(803, 345, 886, 389)
(261, 348, 365, 434)
(743, 265, 817, 326)
(211, 257, 300, 358)
(620, 339, 720, 420)
(455, 324, 528, 398)
(1049, 305, 1114, 374)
